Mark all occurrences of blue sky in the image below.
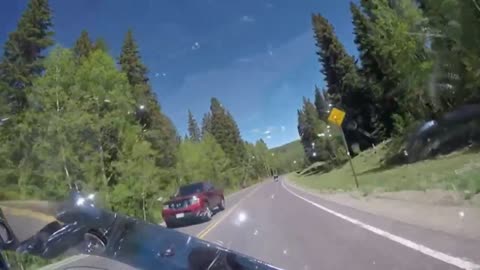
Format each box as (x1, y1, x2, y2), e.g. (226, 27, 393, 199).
(1, 0, 358, 148)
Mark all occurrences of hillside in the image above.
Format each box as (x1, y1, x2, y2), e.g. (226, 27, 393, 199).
(269, 140, 305, 173)
(290, 141, 480, 197)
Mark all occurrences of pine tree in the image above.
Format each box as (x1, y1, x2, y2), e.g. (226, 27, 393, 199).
(187, 110, 201, 141)
(118, 29, 178, 169)
(73, 30, 93, 60)
(0, 0, 54, 112)
(208, 97, 247, 165)
(312, 12, 379, 149)
(118, 29, 148, 86)
(93, 38, 108, 53)
(311, 13, 360, 107)
(420, 0, 480, 108)
(457, 0, 480, 105)
(201, 112, 212, 136)
(350, 2, 384, 102)
(418, 0, 461, 113)
(353, 0, 431, 135)
(298, 98, 329, 162)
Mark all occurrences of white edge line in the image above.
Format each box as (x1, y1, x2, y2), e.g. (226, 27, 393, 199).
(199, 183, 264, 238)
(281, 180, 480, 270)
(38, 254, 89, 270)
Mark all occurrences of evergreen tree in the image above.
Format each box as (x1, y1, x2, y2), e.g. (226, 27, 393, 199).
(201, 112, 212, 136)
(311, 13, 360, 107)
(312, 12, 379, 148)
(187, 110, 201, 141)
(93, 38, 109, 53)
(353, 0, 431, 135)
(118, 29, 148, 86)
(457, 0, 480, 105)
(0, 0, 54, 112)
(420, 0, 480, 109)
(208, 98, 247, 165)
(350, 2, 386, 140)
(73, 30, 93, 60)
(298, 98, 330, 162)
(118, 29, 178, 169)
(350, 2, 384, 102)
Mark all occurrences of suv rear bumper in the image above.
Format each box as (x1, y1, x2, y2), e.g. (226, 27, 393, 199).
(162, 205, 209, 226)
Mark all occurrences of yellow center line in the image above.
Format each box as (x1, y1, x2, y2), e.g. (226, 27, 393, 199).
(197, 183, 263, 239)
(1, 206, 56, 223)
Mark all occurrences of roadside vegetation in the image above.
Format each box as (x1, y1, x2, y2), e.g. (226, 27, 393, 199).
(0, 1, 282, 267)
(290, 142, 480, 197)
(0, 0, 276, 225)
(293, 0, 480, 196)
(269, 140, 306, 174)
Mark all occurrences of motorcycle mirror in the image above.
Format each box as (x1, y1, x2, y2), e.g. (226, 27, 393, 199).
(0, 223, 8, 245)
(0, 220, 15, 249)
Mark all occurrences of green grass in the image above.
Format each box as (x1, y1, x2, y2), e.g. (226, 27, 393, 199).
(289, 142, 480, 195)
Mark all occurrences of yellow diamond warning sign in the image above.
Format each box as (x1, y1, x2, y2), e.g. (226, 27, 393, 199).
(327, 107, 346, 127)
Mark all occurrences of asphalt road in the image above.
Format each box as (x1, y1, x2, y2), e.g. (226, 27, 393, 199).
(3, 177, 480, 270)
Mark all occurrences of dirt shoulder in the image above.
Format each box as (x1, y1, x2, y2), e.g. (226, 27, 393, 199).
(287, 179, 480, 240)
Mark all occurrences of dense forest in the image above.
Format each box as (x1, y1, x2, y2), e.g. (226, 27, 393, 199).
(298, 0, 480, 167)
(0, 0, 275, 224)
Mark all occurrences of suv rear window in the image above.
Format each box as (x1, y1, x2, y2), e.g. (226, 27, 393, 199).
(178, 183, 204, 196)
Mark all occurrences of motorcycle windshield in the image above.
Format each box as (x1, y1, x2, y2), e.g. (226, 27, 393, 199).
(0, 192, 282, 270)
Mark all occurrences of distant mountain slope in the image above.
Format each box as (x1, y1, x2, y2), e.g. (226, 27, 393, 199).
(269, 140, 305, 173)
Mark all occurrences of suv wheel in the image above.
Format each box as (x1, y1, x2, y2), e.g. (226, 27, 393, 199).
(204, 207, 212, 221)
(218, 198, 225, 211)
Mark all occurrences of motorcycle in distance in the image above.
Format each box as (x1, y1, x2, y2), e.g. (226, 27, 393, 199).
(273, 175, 279, 182)
(0, 183, 283, 270)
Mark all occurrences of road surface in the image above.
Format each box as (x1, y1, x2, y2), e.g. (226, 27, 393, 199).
(3, 177, 480, 270)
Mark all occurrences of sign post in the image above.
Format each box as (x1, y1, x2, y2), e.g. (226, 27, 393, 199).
(327, 108, 359, 188)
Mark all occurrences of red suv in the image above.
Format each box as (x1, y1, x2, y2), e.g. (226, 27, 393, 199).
(162, 182, 225, 228)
